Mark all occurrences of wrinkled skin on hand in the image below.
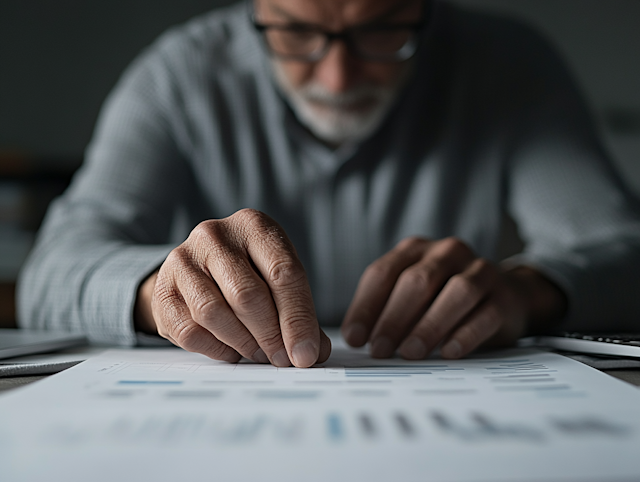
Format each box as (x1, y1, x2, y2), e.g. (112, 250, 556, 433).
(136, 209, 331, 368)
(136, 212, 566, 366)
(341, 236, 566, 360)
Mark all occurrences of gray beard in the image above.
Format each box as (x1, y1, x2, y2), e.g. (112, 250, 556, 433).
(272, 61, 411, 146)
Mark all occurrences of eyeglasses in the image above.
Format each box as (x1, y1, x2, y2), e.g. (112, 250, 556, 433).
(251, 3, 430, 63)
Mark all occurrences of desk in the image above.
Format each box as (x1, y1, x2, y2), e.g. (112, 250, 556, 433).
(0, 375, 48, 393)
(603, 369, 640, 386)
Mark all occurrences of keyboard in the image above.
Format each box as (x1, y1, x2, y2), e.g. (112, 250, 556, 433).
(532, 332, 640, 358)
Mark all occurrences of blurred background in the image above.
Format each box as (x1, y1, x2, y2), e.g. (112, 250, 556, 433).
(0, 0, 639, 326)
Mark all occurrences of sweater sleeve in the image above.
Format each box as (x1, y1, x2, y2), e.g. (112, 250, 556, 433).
(16, 45, 191, 345)
(501, 26, 640, 332)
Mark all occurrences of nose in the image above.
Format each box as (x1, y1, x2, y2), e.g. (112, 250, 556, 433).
(313, 40, 361, 93)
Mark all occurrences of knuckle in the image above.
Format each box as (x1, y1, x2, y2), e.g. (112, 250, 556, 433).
(364, 260, 395, 283)
(459, 322, 485, 345)
(474, 258, 491, 272)
(234, 209, 293, 251)
(226, 278, 269, 310)
(418, 316, 447, 340)
(268, 258, 305, 288)
(190, 295, 223, 324)
(172, 320, 201, 351)
(465, 258, 498, 288)
(476, 258, 498, 283)
(281, 311, 317, 338)
(234, 208, 269, 229)
(482, 303, 502, 325)
(236, 207, 263, 220)
(396, 236, 427, 251)
(171, 320, 229, 360)
(187, 220, 238, 262)
(168, 238, 212, 272)
(203, 343, 232, 361)
(441, 237, 473, 258)
(229, 336, 259, 356)
(153, 278, 181, 312)
(459, 315, 499, 349)
(189, 219, 220, 243)
(153, 271, 171, 295)
(256, 329, 284, 350)
(449, 274, 483, 301)
(165, 246, 192, 269)
(399, 267, 430, 293)
(156, 324, 170, 339)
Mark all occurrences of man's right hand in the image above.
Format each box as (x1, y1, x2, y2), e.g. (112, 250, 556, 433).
(134, 209, 331, 368)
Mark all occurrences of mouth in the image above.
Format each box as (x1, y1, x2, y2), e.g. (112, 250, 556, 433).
(306, 96, 378, 115)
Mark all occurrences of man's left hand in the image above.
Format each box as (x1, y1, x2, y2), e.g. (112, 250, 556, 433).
(341, 237, 566, 359)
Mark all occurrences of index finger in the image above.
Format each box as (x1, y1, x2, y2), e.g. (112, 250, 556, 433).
(237, 210, 323, 368)
(341, 237, 430, 347)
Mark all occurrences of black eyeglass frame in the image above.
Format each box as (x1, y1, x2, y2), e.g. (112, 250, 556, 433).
(249, 1, 431, 63)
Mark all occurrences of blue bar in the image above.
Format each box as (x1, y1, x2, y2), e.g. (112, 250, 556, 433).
(118, 381, 183, 385)
(346, 370, 433, 374)
(327, 413, 344, 442)
(345, 374, 411, 377)
(355, 365, 449, 369)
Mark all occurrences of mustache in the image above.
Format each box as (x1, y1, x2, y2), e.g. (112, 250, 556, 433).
(296, 84, 392, 109)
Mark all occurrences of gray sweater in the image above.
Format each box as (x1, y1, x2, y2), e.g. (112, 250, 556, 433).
(17, 1, 640, 344)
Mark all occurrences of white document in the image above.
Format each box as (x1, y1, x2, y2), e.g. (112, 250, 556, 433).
(1, 336, 639, 482)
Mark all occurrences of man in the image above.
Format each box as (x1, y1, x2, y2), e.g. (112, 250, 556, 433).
(17, 0, 640, 367)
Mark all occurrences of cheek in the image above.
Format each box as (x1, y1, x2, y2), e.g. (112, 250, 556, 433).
(277, 57, 410, 89)
(277, 61, 314, 88)
(364, 62, 407, 87)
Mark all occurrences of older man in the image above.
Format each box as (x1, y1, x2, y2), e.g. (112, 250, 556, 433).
(17, 0, 640, 367)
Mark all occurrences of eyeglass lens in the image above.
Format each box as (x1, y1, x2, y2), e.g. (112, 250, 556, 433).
(262, 27, 417, 61)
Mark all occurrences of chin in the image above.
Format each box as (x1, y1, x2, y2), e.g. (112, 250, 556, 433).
(309, 104, 376, 123)
(303, 108, 385, 145)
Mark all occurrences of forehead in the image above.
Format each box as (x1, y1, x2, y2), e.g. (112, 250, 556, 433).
(255, 0, 420, 28)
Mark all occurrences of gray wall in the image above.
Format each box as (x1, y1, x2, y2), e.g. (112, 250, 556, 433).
(1, 0, 639, 184)
(453, 0, 640, 193)
(0, 0, 234, 163)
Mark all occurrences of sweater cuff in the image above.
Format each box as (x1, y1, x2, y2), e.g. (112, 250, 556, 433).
(81, 244, 174, 345)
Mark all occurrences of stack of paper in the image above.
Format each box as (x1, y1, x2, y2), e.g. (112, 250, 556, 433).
(1, 336, 639, 481)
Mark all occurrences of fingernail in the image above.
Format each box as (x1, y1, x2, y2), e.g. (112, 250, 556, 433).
(291, 339, 319, 368)
(442, 340, 462, 359)
(399, 337, 427, 360)
(252, 348, 269, 364)
(344, 323, 368, 346)
(272, 349, 291, 367)
(370, 337, 394, 358)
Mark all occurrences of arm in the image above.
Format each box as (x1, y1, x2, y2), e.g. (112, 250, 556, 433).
(19, 42, 330, 366)
(17, 50, 182, 345)
(502, 26, 640, 333)
(341, 18, 640, 358)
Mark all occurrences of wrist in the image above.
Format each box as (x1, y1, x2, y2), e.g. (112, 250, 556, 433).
(134, 270, 159, 335)
(502, 266, 567, 336)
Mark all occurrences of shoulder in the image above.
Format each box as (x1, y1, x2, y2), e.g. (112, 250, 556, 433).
(152, 3, 259, 68)
(439, 2, 571, 82)
(423, 1, 580, 115)
(118, 3, 262, 96)
(443, 2, 554, 57)
(101, 0, 267, 125)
